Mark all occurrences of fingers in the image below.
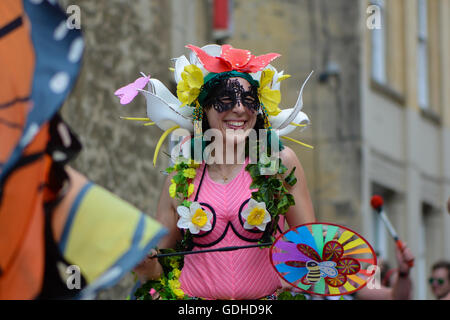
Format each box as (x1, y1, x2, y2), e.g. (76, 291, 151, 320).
(148, 248, 159, 258)
(133, 249, 163, 282)
(395, 242, 415, 270)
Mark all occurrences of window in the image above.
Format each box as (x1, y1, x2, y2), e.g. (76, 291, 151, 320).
(417, 0, 430, 110)
(369, 0, 405, 103)
(370, 0, 387, 84)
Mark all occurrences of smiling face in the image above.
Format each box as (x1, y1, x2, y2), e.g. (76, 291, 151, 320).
(430, 267, 450, 299)
(203, 77, 259, 145)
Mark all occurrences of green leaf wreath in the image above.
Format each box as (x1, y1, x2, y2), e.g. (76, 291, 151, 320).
(133, 154, 301, 300)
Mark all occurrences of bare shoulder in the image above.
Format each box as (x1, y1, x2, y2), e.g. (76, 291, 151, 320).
(279, 146, 303, 171)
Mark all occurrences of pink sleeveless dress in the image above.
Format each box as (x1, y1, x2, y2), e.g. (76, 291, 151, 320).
(179, 158, 283, 299)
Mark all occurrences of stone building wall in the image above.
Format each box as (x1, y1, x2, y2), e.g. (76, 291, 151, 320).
(59, 0, 172, 218)
(57, 0, 210, 299)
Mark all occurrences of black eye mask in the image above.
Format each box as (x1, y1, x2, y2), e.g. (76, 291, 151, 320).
(203, 78, 260, 113)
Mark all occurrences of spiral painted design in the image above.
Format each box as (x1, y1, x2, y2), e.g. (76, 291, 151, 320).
(322, 241, 343, 261)
(336, 258, 361, 275)
(326, 274, 347, 287)
(297, 243, 321, 261)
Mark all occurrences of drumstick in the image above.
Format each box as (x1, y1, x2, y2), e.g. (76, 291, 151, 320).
(154, 242, 273, 258)
(370, 195, 414, 268)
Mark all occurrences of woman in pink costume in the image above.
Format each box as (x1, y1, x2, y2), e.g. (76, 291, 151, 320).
(128, 44, 316, 299)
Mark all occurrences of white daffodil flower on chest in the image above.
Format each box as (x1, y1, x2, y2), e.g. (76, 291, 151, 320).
(176, 202, 213, 234)
(241, 199, 271, 231)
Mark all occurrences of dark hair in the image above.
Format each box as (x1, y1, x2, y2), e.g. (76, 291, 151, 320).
(432, 261, 450, 280)
(189, 75, 284, 161)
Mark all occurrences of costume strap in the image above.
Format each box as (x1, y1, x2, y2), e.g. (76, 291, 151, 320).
(193, 163, 208, 202)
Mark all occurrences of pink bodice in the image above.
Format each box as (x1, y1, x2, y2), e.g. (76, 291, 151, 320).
(179, 159, 283, 299)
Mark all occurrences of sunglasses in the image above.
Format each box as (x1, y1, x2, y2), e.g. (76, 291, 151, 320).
(428, 277, 445, 286)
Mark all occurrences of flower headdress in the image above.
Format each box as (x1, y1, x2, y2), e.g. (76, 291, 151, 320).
(117, 45, 314, 300)
(115, 44, 313, 166)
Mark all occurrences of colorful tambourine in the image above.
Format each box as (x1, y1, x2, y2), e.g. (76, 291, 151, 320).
(270, 222, 377, 297)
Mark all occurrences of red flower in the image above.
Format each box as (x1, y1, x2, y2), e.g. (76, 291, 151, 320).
(186, 44, 280, 74)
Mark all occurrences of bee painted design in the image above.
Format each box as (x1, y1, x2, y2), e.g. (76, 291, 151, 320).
(305, 260, 338, 284)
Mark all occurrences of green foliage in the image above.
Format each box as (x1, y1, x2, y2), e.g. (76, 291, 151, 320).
(165, 158, 201, 248)
(277, 291, 307, 300)
(246, 157, 297, 244)
(133, 248, 189, 300)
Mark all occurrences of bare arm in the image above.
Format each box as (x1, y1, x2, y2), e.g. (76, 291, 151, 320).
(279, 146, 316, 227)
(133, 173, 181, 282)
(155, 173, 182, 249)
(356, 244, 414, 300)
(390, 244, 413, 299)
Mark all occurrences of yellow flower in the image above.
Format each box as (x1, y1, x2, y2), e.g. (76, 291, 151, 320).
(172, 268, 181, 278)
(177, 65, 204, 107)
(191, 208, 207, 228)
(173, 288, 185, 299)
(167, 275, 185, 298)
(170, 259, 180, 269)
(183, 168, 196, 179)
(159, 277, 166, 286)
(187, 183, 195, 197)
(241, 199, 271, 231)
(177, 202, 213, 234)
(258, 69, 282, 116)
(247, 207, 267, 226)
(168, 279, 181, 291)
(169, 183, 177, 198)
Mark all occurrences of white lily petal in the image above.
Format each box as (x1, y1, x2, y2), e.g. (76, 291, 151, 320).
(241, 208, 250, 220)
(276, 71, 314, 130)
(189, 202, 203, 214)
(189, 224, 200, 234)
(241, 203, 254, 220)
(247, 198, 260, 209)
(142, 90, 194, 132)
(258, 201, 267, 211)
(256, 222, 268, 231)
(205, 210, 213, 221)
(174, 55, 190, 83)
(201, 220, 212, 232)
(177, 217, 190, 229)
(148, 79, 181, 107)
(272, 110, 310, 136)
(263, 212, 272, 223)
(177, 206, 191, 218)
(243, 221, 254, 230)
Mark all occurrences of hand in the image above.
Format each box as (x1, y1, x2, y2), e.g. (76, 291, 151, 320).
(395, 242, 415, 275)
(133, 249, 163, 283)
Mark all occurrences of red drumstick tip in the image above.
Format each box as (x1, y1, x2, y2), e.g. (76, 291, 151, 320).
(370, 195, 384, 210)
